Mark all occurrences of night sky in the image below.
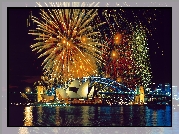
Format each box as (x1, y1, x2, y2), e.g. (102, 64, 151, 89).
(8, 7, 172, 86)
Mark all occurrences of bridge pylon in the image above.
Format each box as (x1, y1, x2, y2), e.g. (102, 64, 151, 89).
(134, 86, 145, 104)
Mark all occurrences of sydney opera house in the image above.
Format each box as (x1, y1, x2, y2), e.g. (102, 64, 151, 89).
(27, 79, 100, 104)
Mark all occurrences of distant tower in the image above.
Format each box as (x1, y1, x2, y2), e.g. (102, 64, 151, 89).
(156, 84, 163, 95)
(37, 86, 43, 102)
(158, 84, 163, 90)
(139, 86, 144, 103)
(165, 83, 170, 94)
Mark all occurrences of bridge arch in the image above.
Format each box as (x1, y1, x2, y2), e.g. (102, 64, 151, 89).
(83, 76, 135, 93)
(82, 76, 135, 101)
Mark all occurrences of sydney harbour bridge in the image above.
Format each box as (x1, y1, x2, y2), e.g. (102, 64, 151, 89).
(28, 76, 171, 105)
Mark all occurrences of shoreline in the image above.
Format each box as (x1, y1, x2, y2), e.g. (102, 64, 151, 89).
(9, 102, 172, 107)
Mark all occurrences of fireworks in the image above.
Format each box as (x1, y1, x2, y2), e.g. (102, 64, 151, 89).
(29, 8, 156, 89)
(101, 9, 152, 89)
(130, 25, 152, 88)
(29, 9, 106, 83)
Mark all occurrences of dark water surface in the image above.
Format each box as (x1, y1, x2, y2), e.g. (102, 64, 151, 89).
(9, 105, 171, 127)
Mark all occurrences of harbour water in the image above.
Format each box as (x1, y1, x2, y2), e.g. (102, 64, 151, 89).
(9, 105, 171, 127)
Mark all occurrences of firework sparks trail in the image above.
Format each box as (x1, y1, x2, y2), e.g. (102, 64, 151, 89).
(130, 25, 152, 88)
(29, 8, 106, 83)
(101, 9, 152, 89)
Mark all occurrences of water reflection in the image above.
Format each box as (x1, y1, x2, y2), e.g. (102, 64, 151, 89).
(120, 106, 124, 125)
(139, 106, 146, 126)
(12, 105, 172, 126)
(81, 106, 90, 126)
(129, 106, 133, 126)
(166, 106, 172, 125)
(23, 106, 33, 126)
(55, 106, 61, 126)
(94, 106, 98, 121)
(37, 106, 42, 125)
(152, 110, 157, 126)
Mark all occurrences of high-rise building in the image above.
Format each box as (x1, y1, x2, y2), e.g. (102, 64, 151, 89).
(151, 83, 156, 91)
(165, 83, 170, 95)
(156, 84, 162, 95)
(172, 86, 178, 99)
(157, 84, 162, 90)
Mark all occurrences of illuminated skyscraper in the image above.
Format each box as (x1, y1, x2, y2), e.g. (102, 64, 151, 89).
(156, 84, 162, 95)
(165, 83, 170, 95)
(157, 84, 162, 90)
